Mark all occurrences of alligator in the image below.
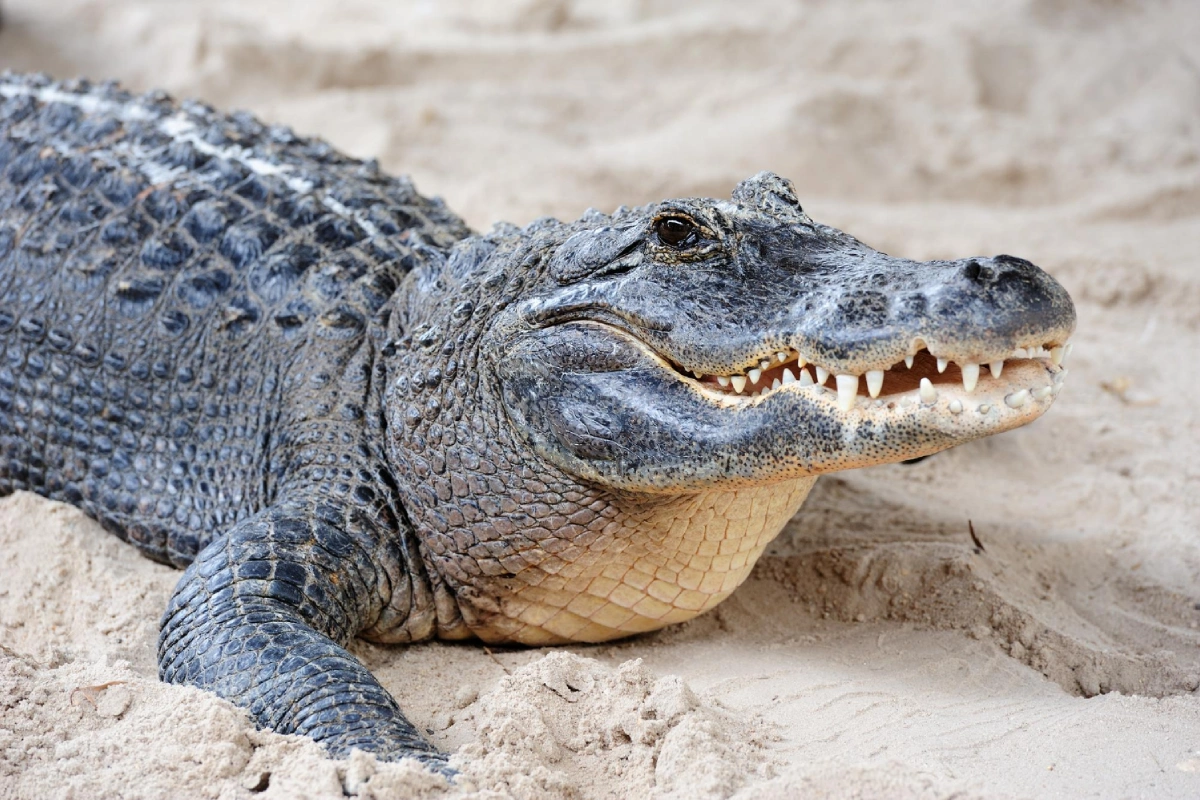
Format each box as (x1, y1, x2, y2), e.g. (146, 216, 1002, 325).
(0, 73, 1075, 773)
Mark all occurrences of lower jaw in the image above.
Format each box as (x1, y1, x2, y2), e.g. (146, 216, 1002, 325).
(809, 360, 1062, 416)
(640, 360, 1067, 488)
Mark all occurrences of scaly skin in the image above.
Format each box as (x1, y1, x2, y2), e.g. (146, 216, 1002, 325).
(0, 73, 1075, 769)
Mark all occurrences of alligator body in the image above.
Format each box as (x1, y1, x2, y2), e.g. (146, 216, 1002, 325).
(0, 73, 1075, 771)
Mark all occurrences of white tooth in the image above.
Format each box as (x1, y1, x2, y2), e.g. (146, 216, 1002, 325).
(1051, 383, 1062, 396)
(1032, 385, 1052, 400)
(815, 366, 829, 385)
(978, 404, 991, 413)
(919, 377, 937, 404)
(760, 360, 771, 371)
(865, 369, 884, 398)
(694, 372, 704, 380)
(796, 355, 807, 369)
(1064, 343, 1073, 359)
(781, 368, 796, 384)
(717, 376, 729, 387)
(961, 363, 980, 393)
(1012, 347, 1027, 359)
(1053, 368, 1068, 384)
(836, 374, 859, 411)
(731, 375, 747, 393)
(1004, 389, 1029, 408)
(748, 368, 762, 384)
(949, 399, 963, 414)
(776, 351, 788, 363)
(904, 354, 915, 369)
(1050, 346, 1064, 366)
(798, 369, 815, 387)
(936, 357, 948, 373)
(989, 360, 1004, 379)
(772, 378, 782, 390)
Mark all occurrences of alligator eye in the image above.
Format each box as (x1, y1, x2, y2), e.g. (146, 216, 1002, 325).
(655, 217, 697, 248)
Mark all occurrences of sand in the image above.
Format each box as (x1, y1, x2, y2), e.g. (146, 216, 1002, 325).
(2, 0, 1200, 797)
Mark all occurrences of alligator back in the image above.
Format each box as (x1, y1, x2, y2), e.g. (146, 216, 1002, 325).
(0, 74, 470, 565)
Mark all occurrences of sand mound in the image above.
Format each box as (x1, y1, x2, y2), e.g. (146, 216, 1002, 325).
(449, 652, 775, 799)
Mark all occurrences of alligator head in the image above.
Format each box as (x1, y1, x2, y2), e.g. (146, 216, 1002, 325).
(384, 172, 1075, 645)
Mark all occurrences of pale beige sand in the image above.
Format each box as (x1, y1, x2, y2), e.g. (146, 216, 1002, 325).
(2, 1, 1200, 798)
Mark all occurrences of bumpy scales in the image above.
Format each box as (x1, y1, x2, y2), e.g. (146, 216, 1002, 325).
(0, 74, 1075, 769)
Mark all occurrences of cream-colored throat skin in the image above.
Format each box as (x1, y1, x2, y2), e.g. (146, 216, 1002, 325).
(467, 476, 818, 645)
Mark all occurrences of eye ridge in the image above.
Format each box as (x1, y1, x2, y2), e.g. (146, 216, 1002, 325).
(654, 216, 698, 248)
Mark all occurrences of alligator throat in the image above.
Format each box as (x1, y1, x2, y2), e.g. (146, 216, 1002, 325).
(464, 479, 817, 645)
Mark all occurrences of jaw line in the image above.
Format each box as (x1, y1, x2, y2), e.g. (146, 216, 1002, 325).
(589, 322, 1067, 472)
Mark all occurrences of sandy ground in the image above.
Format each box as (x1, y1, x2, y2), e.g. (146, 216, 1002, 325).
(2, 1, 1200, 798)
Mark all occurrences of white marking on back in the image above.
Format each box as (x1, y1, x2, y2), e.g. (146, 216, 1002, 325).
(158, 115, 379, 238)
(0, 82, 157, 122)
(1, 80, 381, 239)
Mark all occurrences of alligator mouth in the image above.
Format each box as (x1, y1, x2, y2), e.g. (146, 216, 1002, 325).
(671, 342, 1071, 414)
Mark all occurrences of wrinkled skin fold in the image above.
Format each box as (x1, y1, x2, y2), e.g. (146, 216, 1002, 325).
(0, 74, 1074, 771)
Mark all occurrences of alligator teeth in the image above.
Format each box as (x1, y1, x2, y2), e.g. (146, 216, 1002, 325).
(961, 363, 980, 393)
(919, 377, 938, 404)
(865, 370, 884, 398)
(835, 374, 859, 411)
(978, 404, 991, 413)
(1004, 389, 1029, 408)
(700, 338, 1072, 404)
(1064, 343, 1073, 359)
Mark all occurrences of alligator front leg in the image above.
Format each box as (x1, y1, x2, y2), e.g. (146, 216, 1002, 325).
(156, 500, 450, 773)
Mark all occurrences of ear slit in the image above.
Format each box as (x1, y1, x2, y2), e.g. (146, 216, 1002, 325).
(549, 225, 646, 284)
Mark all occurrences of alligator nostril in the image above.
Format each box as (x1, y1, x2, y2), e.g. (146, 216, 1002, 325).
(962, 260, 993, 283)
